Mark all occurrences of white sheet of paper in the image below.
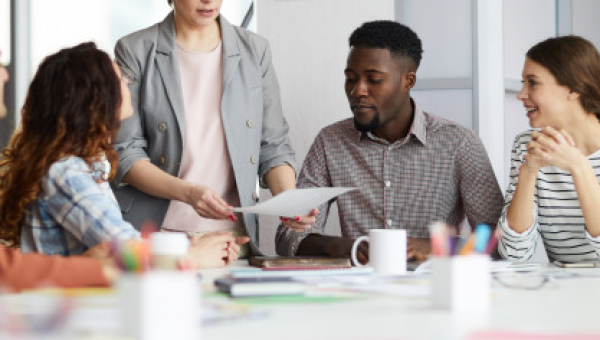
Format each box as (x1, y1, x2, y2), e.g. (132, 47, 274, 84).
(230, 187, 356, 217)
(413, 259, 542, 275)
(297, 275, 430, 297)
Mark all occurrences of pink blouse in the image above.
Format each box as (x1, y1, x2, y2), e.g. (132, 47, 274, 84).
(162, 42, 242, 233)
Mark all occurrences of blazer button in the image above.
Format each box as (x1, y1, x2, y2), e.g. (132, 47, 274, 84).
(246, 119, 254, 128)
(250, 156, 257, 164)
(158, 156, 166, 165)
(158, 122, 167, 132)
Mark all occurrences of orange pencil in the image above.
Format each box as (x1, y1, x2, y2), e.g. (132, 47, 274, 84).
(135, 240, 151, 272)
(458, 234, 476, 255)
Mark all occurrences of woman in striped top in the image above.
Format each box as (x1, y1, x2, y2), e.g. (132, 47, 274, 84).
(498, 36, 600, 263)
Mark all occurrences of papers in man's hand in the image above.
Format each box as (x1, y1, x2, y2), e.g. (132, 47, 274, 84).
(230, 187, 356, 217)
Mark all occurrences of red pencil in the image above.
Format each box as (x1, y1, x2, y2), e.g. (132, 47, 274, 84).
(484, 230, 499, 255)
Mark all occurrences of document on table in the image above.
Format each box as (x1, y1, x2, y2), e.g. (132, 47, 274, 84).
(230, 187, 357, 217)
(412, 259, 542, 275)
(297, 275, 430, 298)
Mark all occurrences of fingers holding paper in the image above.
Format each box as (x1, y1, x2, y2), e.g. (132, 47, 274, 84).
(280, 208, 319, 232)
(186, 184, 237, 222)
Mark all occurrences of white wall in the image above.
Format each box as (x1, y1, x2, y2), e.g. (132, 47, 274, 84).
(572, 0, 600, 48)
(15, 0, 170, 127)
(0, 0, 10, 65)
(406, 0, 475, 132)
(29, 0, 169, 73)
(404, 0, 473, 79)
(502, 0, 555, 189)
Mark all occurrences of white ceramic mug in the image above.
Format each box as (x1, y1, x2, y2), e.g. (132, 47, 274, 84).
(350, 229, 407, 275)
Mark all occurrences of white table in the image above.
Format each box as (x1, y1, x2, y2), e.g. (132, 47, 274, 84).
(2, 261, 599, 340)
(201, 262, 600, 340)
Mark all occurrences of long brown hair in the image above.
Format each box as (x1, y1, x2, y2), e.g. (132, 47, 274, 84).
(0, 42, 122, 247)
(527, 35, 600, 119)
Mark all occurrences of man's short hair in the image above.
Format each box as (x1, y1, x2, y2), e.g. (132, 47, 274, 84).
(349, 21, 423, 70)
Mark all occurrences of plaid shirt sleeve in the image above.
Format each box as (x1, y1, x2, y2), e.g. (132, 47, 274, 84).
(455, 129, 504, 230)
(43, 161, 140, 248)
(275, 131, 333, 256)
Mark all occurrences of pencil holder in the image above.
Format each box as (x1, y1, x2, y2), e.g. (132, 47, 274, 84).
(431, 255, 490, 312)
(117, 272, 200, 340)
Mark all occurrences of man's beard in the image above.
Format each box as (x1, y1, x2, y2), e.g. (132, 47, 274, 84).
(353, 113, 380, 132)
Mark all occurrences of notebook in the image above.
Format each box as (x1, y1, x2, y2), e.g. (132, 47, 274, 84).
(248, 256, 351, 270)
(214, 277, 307, 298)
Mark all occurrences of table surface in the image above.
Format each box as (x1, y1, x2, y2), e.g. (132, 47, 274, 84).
(199, 261, 600, 340)
(2, 260, 600, 340)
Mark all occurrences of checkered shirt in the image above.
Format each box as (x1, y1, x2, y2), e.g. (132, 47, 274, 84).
(20, 156, 140, 256)
(276, 104, 504, 256)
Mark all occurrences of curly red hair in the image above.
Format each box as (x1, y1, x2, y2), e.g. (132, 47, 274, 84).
(0, 42, 122, 247)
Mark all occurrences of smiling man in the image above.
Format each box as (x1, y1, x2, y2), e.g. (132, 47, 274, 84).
(275, 21, 503, 262)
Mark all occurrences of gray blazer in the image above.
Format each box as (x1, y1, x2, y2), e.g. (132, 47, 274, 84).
(111, 12, 296, 254)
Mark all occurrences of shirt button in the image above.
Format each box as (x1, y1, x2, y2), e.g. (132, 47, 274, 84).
(158, 156, 166, 165)
(385, 181, 391, 188)
(252, 192, 259, 202)
(387, 219, 392, 226)
(250, 156, 257, 164)
(158, 122, 167, 132)
(246, 119, 254, 128)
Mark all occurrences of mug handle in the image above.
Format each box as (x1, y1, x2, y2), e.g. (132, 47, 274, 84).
(350, 236, 369, 267)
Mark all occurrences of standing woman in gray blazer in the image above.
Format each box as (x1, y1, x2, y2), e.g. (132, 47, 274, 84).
(112, 0, 316, 264)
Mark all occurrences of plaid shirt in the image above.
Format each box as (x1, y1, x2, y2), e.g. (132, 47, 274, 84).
(276, 103, 503, 256)
(20, 156, 139, 256)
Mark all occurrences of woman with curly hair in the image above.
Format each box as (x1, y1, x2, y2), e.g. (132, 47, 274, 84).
(0, 42, 140, 255)
(0, 43, 244, 272)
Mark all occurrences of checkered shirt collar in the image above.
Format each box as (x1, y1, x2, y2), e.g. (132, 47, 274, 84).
(355, 98, 427, 147)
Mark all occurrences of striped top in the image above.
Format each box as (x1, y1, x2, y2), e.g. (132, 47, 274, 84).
(498, 131, 600, 262)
